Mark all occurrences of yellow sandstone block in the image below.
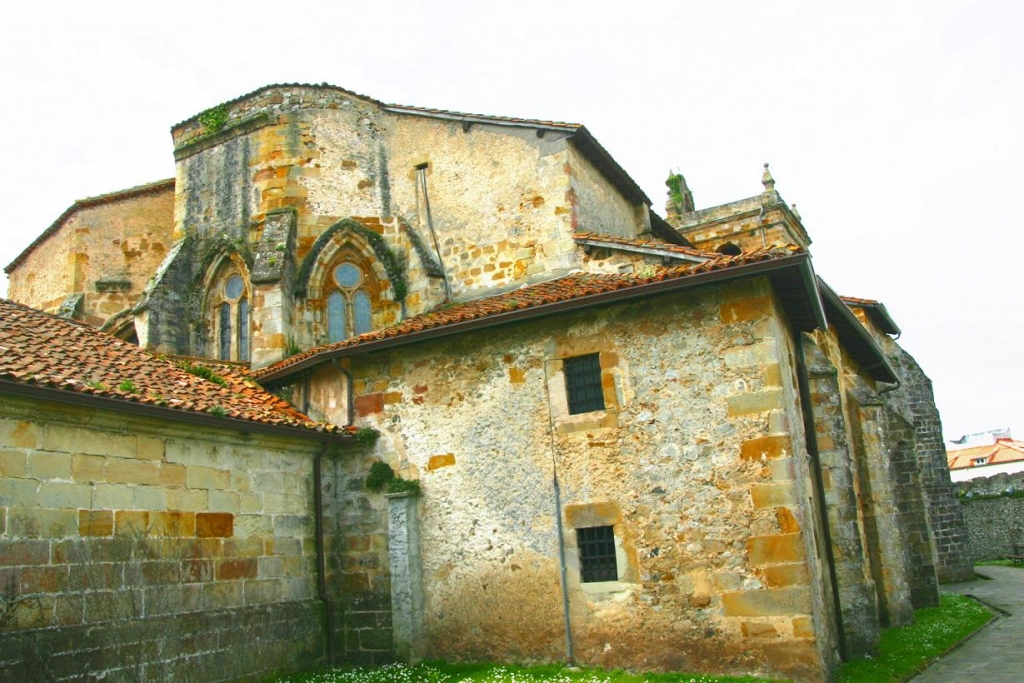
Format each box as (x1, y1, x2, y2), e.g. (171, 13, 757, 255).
(105, 458, 160, 486)
(751, 483, 796, 508)
(72, 454, 105, 482)
(427, 454, 456, 471)
(721, 296, 772, 323)
(727, 390, 784, 417)
(740, 435, 792, 461)
(748, 533, 805, 564)
(722, 587, 812, 617)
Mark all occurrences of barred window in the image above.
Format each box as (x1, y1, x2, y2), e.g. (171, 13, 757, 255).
(577, 525, 618, 583)
(564, 353, 605, 415)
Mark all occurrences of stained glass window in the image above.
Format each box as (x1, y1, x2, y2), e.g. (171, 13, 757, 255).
(327, 290, 347, 343)
(326, 261, 373, 341)
(213, 268, 249, 362)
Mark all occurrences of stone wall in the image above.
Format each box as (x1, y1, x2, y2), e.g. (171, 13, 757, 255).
(669, 195, 808, 254)
(318, 276, 835, 681)
(0, 394, 378, 679)
(956, 472, 1024, 561)
(6, 183, 174, 332)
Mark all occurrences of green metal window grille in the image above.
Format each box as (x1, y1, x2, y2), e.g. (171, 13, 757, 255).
(577, 525, 618, 583)
(564, 353, 605, 415)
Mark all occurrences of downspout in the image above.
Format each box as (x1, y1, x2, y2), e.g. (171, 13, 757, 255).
(313, 442, 337, 666)
(543, 358, 575, 665)
(312, 362, 356, 666)
(877, 379, 901, 396)
(416, 164, 453, 301)
(793, 332, 848, 662)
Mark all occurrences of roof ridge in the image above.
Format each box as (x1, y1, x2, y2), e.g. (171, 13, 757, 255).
(254, 244, 804, 381)
(172, 82, 581, 132)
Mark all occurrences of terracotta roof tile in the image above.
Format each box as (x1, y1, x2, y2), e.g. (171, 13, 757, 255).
(839, 295, 901, 336)
(947, 439, 1024, 470)
(255, 244, 804, 380)
(840, 295, 881, 306)
(0, 299, 345, 436)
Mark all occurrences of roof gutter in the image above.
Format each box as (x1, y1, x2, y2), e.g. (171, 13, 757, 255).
(0, 379, 353, 444)
(258, 253, 822, 384)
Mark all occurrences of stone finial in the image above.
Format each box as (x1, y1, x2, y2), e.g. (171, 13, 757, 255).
(790, 203, 802, 221)
(666, 171, 695, 218)
(761, 163, 775, 192)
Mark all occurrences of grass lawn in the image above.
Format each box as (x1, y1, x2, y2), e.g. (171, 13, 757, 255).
(976, 559, 1024, 568)
(835, 593, 993, 682)
(274, 594, 992, 683)
(273, 661, 771, 683)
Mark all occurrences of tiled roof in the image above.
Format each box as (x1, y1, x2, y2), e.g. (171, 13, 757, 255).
(255, 244, 807, 382)
(4, 178, 175, 274)
(839, 295, 880, 306)
(840, 295, 902, 336)
(573, 232, 715, 260)
(947, 439, 1024, 470)
(0, 299, 347, 437)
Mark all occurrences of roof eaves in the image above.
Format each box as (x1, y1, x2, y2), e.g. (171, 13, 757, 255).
(569, 126, 652, 206)
(840, 296, 902, 336)
(649, 210, 694, 247)
(819, 280, 899, 383)
(257, 251, 818, 384)
(5, 178, 175, 274)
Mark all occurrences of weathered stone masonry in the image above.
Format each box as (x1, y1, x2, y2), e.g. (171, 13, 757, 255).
(0, 395, 368, 681)
(309, 279, 837, 681)
(3, 82, 970, 682)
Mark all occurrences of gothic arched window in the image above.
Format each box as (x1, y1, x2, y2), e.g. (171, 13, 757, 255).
(326, 261, 373, 343)
(212, 271, 250, 361)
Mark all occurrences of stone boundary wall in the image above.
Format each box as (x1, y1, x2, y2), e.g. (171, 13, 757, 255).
(956, 472, 1024, 561)
(0, 395, 391, 679)
(0, 601, 322, 682)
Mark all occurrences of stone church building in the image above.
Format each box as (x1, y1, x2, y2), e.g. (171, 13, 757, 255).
(2, 84, 972, 681)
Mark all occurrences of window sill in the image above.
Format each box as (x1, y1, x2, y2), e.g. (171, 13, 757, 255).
(556, 409, 619, 435)
(579, 580, 636, 601)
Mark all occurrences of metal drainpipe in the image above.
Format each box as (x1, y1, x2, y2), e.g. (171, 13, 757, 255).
(792, 332, 848, 662)
(313, 442, 337, 666)
(878, 379, 901, 396)
(416, 165, 453, 301)
(543, 358, 575, 665)
(311, 362, 356, 665)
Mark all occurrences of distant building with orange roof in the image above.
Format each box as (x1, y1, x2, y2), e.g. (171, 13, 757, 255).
(947, 432, 1024, 482)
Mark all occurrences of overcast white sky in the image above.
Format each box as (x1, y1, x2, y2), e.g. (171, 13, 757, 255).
(1, 0, 1020, 444)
